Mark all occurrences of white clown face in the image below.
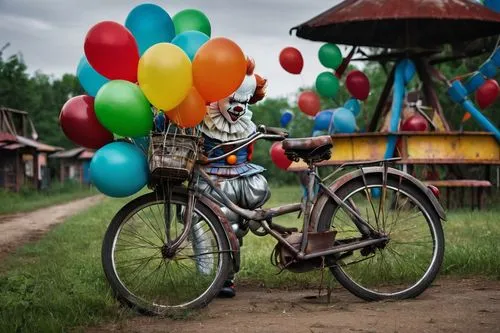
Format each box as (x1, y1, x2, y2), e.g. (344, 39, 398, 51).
(218, 74, 257, 124)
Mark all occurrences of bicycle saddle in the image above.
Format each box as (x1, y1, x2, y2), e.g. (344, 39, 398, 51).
(282, 136, 333, 163)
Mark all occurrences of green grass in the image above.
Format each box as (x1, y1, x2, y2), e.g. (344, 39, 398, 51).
(0, 185, 499, 332)
(0, 182, 99, 215)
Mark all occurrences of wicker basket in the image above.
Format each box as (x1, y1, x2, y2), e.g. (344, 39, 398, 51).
(149, 133, 200, 182)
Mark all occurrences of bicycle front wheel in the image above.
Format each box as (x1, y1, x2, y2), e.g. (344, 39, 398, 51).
(102, 191, 231, 315)
(317, 173, 444, 301)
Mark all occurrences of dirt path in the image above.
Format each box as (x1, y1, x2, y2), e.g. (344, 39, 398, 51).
(88, 278, 500, 333)
(0, 195, 103, 260)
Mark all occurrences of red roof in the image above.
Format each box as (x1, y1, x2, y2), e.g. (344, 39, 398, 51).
(0, 132, 63, 153)
(292, 0, 500, 48)
(0, 132, 17, 143)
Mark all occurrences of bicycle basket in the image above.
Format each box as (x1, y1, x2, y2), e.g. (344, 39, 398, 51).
(149, 132, 201, 182)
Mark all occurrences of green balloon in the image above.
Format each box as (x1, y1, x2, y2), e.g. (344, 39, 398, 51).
(95, 80, 153, 138)
(318, 44, 343, 70)
(173, 9, 211, 37)
(315, 72, 340, 98)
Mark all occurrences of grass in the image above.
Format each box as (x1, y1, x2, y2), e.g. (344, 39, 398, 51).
(0, 181, 99, 215)
(0, 185, 499, 332)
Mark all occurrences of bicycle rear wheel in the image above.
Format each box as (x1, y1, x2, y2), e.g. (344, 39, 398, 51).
(101, 191, 231, 315)
(317, 173, 444, 301)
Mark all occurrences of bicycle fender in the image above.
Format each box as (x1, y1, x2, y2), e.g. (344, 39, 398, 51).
(310, 166, 446, 231)
(196, 195, 241, 273)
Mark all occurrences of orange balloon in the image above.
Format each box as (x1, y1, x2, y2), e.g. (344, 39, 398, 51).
(192, 37, 247, 102)
(166, 87, 207, 128)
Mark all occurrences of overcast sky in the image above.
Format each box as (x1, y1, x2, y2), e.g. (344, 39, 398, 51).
(0, 0, 345, 99)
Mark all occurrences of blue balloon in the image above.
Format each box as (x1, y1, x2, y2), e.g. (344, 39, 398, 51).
(280, 110, 294, 128)
(76, 56, 109, 97)
(90, 142, 149, 197)
(172, 31, 210, 61)
(344, 98, 361, 117)
(132, 136, 150, 154)
(154, 112, 166, 132)
(333, 107, 357, 134)
(313, 110, 335, 132)
(371, 188, 381, 199)
(485, 0, 500, 13)
(125, 4, 176, 55)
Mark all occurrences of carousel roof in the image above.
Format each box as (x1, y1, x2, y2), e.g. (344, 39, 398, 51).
(291, 0, 500, 48)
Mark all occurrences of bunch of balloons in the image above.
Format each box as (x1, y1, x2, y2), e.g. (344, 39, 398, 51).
(60, 4, 248, 197)
(315, 44, 342, 99)
(312, 98, 360, 136)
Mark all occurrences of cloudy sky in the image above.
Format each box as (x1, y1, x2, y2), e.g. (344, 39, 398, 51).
(0, 0, 345, 99)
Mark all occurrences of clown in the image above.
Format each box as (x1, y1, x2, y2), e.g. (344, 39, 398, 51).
(196, 57, 268, 297)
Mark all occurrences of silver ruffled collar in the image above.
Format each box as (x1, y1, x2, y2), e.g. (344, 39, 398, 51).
(201, 104, 256, 141)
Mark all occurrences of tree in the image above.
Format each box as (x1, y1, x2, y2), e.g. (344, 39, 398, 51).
(0, 53, 83, 148)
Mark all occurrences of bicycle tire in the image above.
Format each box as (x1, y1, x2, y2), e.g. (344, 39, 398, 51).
(101, 191, 231, 315)
(317, 173, 445, 301)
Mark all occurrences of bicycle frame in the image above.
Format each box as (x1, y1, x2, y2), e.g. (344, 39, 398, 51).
(185, 155, 398, 262)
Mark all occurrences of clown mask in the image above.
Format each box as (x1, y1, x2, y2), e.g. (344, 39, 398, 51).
(218, 74, 257, 124)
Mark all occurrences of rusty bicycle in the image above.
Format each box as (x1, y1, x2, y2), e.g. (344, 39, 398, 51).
(101, 125, 446, 315)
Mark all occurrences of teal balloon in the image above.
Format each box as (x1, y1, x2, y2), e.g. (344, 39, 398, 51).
(132, 136, 150, 154)
(315, 72, 340, 98)
(173, 9, 211, 37)
(125, 3, 176, 55)
(344, 98, 361, 117)
(95, 80, 153, 137)
(333, 107, 357, 134)
(76, 56, 109, 97)
(318, 44, 343, 70)
(485, 0, 500, 13)
(172, 31, 210, 61)
(90, 142, 149, 197)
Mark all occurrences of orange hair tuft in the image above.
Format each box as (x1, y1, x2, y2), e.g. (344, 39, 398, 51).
(249, 74, 267, 104)
(246, 57, 255, 75)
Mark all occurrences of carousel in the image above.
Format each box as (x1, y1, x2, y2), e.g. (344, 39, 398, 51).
(285, 0, 500, 209)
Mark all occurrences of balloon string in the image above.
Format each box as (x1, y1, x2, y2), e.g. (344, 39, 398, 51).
(299, 73, 307, 89)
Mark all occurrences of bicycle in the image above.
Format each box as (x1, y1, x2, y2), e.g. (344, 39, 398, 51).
(101, 125, 446, 315)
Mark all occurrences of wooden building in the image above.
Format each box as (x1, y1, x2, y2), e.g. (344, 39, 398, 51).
(0, 107, 62, 191)
(50, 148, 94, 185)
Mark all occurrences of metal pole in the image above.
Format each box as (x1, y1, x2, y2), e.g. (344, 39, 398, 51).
(497, 166, 499, 189)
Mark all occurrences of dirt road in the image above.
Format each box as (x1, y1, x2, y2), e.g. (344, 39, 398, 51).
(0, 195, 102, 260)
(89, 278, 500, 333)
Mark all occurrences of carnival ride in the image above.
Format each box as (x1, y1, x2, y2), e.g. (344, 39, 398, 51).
(285, 0, 500, 209)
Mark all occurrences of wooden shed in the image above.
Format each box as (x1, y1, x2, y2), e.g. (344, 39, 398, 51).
(50, 148, 94, 185)
(0, 107, 62, 191)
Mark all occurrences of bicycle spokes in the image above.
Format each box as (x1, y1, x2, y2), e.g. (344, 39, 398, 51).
(112, 199, 224, 309)
(331, 182, 437, 294)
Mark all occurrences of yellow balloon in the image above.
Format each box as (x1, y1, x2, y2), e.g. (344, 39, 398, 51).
(138, 43, 192, 111)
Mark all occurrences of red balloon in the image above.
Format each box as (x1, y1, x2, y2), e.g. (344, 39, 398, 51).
(298, 91, 321, 116)
(401, 115, 428, 132)
(476, 79, 499, 109)
(279, 47, 304, 75)
(270, 142, 292, 170)
(59, 95, 114, 149)
(346, 70, 370, 101)
(84, 21, 139, 82)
